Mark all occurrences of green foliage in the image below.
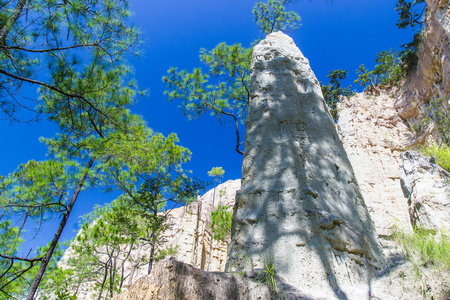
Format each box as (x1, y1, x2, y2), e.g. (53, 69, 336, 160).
(38, 265, 78, 300)
(0, 238, 64, 299)
(400, 32, 422, 75)
(425, 98, 450, 146)
(154, 245, 179, 262)
(210, 205, 232, 242)
(0, 220, 28, 298)
(354, 64, 372, 88)
(208, 167, 225, 181)
(259, 257, 285, 299)
(394, 0, 425, 76)
(320, 69, 353, 120)
(392, 226, 450, 271)
(219, 187, 227, 199)
(163, 43, 252, 154)
(40, 194, 182, 299)
(355, 49, 405, 90)
(0, 159, 79, 298)
(253, 0, 301, 35)
(395, 0, 426, 30)
(0, 0, 142, 122)
(421, 143, 450, 172)
(0, 159, 78, 225)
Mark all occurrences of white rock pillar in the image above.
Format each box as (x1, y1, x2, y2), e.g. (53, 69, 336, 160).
(226, 32, 384, 300)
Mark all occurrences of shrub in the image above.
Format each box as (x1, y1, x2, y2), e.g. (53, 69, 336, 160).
(210, 205, 232, 242)
(421, 143, 450, 172)
(321, 69, 354, 121)
(355, 49, 405, 90)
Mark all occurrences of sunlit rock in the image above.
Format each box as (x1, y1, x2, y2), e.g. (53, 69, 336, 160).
(226, 31, 384, 300)
(401, 151, 450, 234)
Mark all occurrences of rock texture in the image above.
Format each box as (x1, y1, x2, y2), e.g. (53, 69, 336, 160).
(401, 151, 450, 233)
(111, 257, 271, 300)
(337, 92, 414, 235)
(112, 257, 316, 300)
(396, 0, 450, 128)
(163, 179, 240, 272)
(226, 32, 384, 300)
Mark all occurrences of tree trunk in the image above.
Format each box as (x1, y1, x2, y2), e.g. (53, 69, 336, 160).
(212, 181, 217, 207)
(147, 239, 156, 275)
(97, 259, 110, 300)
(120, 245, 133, 289)
(26, 158, 94, 300)
(127, 238, 141, 286)
(109, 255, 116, 298)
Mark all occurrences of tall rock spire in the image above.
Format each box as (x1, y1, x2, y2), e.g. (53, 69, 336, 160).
(226, 32, 384, 299)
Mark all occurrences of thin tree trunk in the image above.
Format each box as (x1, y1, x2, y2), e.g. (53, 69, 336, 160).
(97, 260, 110, 300)
(212, 180, 217, 207)
(127, 238, 141, 286)
(26, 158, 95, 300)
(119, 245, 133, 289)
(147, 239, 156, 275)
(110, 255, 116, 298)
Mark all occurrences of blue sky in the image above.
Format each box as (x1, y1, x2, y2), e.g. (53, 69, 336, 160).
(1, 0, 417, 254)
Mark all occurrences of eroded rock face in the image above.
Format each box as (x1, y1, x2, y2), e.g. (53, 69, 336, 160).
(111, 257, 272, 300)
(226, 32, 384, 300)
(401, 151, 450, 233)
(337, 92, 414, 235)
(163, 179, 240, 273)
(396, 0, 450, 125)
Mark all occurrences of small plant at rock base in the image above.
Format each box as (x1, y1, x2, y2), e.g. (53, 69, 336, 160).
(259, 257, 285, 300)
(210, 205, 232, 242)
(219, 187, 227, 200)
(420, 143, 450, 172)
(155, 245, 179, 262)
(391, 226, 450, 271)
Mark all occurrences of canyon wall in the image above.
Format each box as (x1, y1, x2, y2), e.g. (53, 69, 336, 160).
(162, 179, 240, 272)
(337, 92, 414, 236)
(396, 0, 450, 132)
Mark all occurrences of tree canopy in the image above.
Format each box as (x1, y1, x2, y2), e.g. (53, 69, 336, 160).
(164, 0, 302, 154)
(253, 0, 301, 35)
(0, 1, 205, 299)
(0, 0, 142, 122)
(164, 43, 252, 155)
(320, 69, 353, 121)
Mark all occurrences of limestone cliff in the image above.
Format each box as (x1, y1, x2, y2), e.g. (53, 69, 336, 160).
(162, 179, 240, 272)
(337, 92, 414, 236)
(396, 0, 450, 133)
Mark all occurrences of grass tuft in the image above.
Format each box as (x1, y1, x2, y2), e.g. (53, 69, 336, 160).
(391, 226, 450, 271)
(420, 143, 450, 172)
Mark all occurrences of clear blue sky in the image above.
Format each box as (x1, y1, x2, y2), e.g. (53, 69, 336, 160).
(1, 0, 417, 254)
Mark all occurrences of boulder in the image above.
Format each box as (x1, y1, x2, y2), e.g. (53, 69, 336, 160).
(111, 257, 314, 300)
(401, 151, 450, 233)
